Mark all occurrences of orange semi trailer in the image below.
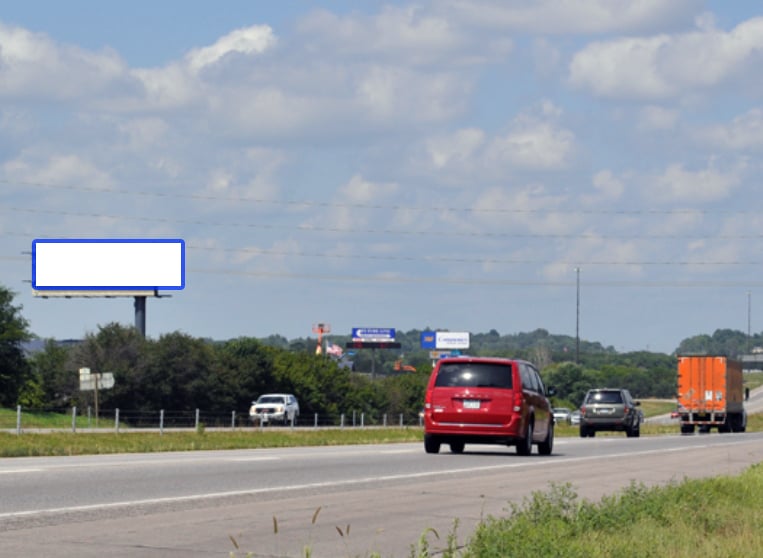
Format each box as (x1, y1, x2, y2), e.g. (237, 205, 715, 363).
(676, 355, 747, 434)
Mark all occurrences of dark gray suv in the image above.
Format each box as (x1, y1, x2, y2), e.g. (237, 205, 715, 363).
(579, 388, 642, 438)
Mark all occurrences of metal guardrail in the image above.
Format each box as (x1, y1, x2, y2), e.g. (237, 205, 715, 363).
(1, 406, 424, 435)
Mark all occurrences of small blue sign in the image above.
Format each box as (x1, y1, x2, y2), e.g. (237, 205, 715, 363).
(420, 332, 436, 349)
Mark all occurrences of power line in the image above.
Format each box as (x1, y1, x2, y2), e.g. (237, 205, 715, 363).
(3, 205, 763, 240)
(186, 268, 763, 288)
(1, 178, 759, 216)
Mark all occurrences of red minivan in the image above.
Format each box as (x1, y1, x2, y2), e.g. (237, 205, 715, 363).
(423, 356, 554, 455)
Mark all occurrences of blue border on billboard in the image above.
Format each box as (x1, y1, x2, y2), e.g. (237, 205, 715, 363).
(31, 238, 186, 291)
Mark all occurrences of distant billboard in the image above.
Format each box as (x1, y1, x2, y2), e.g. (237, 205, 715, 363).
(352, 327, 395, 342)
(420, 331, 470, 350)
(32, 239, 185, 291)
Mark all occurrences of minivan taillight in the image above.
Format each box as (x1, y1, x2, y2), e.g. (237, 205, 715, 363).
(513, 389, 522, 412)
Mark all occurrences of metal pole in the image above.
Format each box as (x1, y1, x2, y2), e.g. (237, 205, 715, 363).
(231, 410, 236, 429)
(575, 267, 580, 364)
(134, 296, 147, 337)
(72, 406, 77, 433)
(94, 374, 99, 428)
(160, 409, 164, 435)
(16, 405, 21, 435)
(748, 291, 752, 353)
(195, 408, 200, 430)
(115, 408, 120, 433)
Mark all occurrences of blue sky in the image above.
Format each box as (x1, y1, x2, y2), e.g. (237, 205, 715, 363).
(3, 1, 763, 354)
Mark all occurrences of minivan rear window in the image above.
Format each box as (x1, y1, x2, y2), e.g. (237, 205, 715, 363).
(434, 362, 513, 389)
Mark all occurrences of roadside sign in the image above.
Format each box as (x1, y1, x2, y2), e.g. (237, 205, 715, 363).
(79, 367, 115, 391)
(346, 341, 401, 349)
(421, 331, 470, 350)
(352, 327, 395, 342)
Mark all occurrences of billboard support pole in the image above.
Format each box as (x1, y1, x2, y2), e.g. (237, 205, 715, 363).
(134, 296, 147, 337)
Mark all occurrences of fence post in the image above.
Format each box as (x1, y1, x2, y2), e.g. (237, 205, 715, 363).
(231, 411, 236, 429)
(160, 409, 164, 435)
(72, 406, 77, 433)
(352, 410, 356, 426)
(399, 413, 403, 427)
(361, 413, 365, 428)
(16, 405, 21, 435)
(340, 413, 345, 429)
(87, 406, 92, 428)
(314, 413, 318, 429)
(195, 408, 200, 430)
(383, 413, 387, 427)
(115, 408, 120, 433)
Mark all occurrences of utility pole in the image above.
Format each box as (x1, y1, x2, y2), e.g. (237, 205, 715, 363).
(575, 267, 580, 364)
(748, 291, 752, 354)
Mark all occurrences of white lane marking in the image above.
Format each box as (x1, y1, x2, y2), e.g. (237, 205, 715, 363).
(226, 456, 279, 462)
(380, 449, 418, 454)
(0, 469, 43, 475)
(0, 438, 755, 520)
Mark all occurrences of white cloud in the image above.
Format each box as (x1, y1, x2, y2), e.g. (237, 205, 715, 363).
(569, 16, 763, 100)
(645, 162, 740, 203)
(471, 184, 576, 234)
(4, 152, 114, 191)
(185, 25, 276, 74)
(638, 105, 679, 131)
(441, 0, 701, 34)
(296, 5, 510, 66)
(0, 23, 129, 100)
(426, 128, 485, 169)
(696, 108, 763, 151)
(485, 110, 575, 170)
(584, 170, 625, 204)
(416, 102, 575, 179)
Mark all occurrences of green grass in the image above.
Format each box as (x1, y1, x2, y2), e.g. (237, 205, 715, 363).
(0, 406, 112, 430)
(744, 371, 763, 390)
(0, 428, 425, 457)
(460, 463, 763, 558)
(638, 398, 676, 416)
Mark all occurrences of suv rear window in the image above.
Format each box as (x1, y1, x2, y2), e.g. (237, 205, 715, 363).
(586, 391, 623, 404)
(434, 362, 513, 389)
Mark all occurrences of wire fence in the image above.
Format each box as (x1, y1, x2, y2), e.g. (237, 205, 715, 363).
(0, 405, 424, 434)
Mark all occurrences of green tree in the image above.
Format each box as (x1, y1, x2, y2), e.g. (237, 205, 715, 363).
(0, 286, 32, 407)
(213, 337, 276, 412)
(141, 332, 217, 411)
(26, 340, 74, 408)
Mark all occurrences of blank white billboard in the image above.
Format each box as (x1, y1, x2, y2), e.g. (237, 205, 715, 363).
(32, 239, 185, 290)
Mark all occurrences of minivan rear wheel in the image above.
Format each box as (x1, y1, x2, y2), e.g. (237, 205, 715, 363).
(516, 421, 533, 456)
(424, 435, 441, 454)
(537, 421, 553, 456)
(449, 442, 465, 454)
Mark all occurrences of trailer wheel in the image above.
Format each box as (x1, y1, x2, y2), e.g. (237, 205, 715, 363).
(680, 424, 695, 435)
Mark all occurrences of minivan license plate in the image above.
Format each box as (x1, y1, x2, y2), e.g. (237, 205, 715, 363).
(463, 400, 480, 409)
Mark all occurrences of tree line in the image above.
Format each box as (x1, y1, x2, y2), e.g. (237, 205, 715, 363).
(1, 284, 758, 416)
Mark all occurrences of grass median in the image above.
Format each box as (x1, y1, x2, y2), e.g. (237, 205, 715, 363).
(2, 414, 761, 458)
